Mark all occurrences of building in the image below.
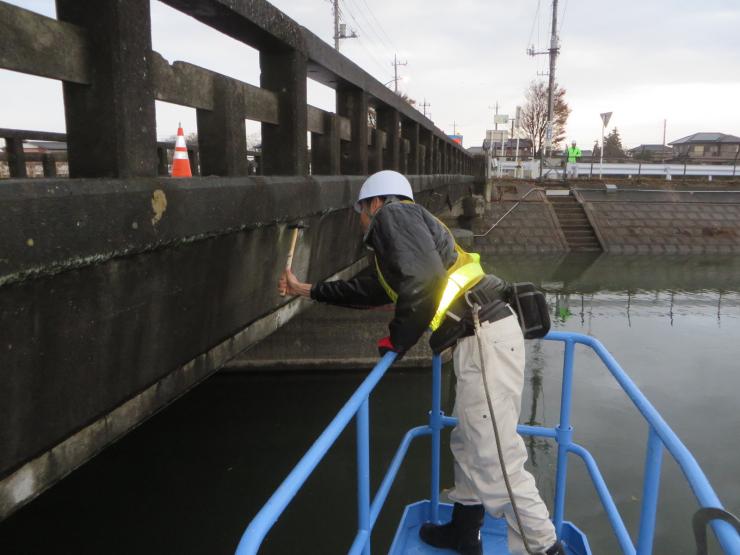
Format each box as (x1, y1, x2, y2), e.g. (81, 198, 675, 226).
(628, 144, 673, 161)
(669, 133, 740, 162)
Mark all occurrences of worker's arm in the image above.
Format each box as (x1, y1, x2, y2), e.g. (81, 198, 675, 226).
(370, 204, 447, 352)
(280, 268, 391, 307)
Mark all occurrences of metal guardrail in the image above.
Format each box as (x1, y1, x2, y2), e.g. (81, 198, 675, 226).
(497, 160, 739, 179)
(234, 332, 740, 555)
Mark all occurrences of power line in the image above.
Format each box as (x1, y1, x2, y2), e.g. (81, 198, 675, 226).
(527, 0, 542, 51)
(343, 0, 394, 60)
(337, 3, 390, 78)
(357, 0, 397, 52)
(559, 0, 569, 34)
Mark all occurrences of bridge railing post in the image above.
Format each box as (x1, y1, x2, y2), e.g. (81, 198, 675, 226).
(42, 153, 57, 177)
(421, 130, 433, 175)
(369, 128, 385, 174)
(311, 112, 341, 175)
(377, 107, 400, 171)
(260, 49, 308, 175)
(5, 137, 27, 178)
(197, 75, 248, 176)
(402, 119, 419, 175)
(338, 86, 369, 175)
(56, 0, 158, 178)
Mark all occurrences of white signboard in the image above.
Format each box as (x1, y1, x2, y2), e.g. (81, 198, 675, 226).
(494, 114, 509, 125)
(600, 112, 613, 127)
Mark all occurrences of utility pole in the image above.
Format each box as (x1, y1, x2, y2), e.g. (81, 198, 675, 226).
(332, 0, 357, 51)
(391, 53, 407, 93)
(527, 0, 560, 177)
(545, 0, 559, 157)
(421, 99, 431, 118)
(333, 0, 339, 50)
(662, 118, 667, 163)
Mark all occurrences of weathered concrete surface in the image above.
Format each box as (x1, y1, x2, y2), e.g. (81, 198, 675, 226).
(0, 174, 473, 519)
(225, 282, 442, 372)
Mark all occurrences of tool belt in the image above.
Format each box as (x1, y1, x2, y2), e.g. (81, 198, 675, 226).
(430, 275, 511, 354)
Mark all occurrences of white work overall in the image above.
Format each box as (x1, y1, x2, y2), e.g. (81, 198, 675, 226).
(448, 313, 557, 554)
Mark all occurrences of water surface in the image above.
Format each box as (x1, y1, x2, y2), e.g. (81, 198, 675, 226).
(1, 255, 738, 554)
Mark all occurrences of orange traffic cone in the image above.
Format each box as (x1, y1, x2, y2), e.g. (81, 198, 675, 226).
(171, 123, 192, 177)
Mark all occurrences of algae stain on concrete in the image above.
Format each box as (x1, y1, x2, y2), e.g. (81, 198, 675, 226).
(150, 189, 167, 226)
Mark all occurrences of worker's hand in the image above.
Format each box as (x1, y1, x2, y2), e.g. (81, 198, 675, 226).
(377, 336, 404, 360)
(279, 268, 312, 298)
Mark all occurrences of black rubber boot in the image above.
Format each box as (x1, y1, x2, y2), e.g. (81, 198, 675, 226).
(419, 502, 484, 555)
(544, 539, 567, 554)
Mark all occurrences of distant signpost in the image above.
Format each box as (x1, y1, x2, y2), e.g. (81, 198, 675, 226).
(599, 111, 613, 178)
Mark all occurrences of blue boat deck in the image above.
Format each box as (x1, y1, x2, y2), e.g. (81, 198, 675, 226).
(390, 501, 591, 555)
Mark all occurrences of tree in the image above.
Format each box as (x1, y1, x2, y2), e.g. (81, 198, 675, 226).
(520, 80, 571, 156)
(592, 140, 601, 159)
(603, 127, 625, 158)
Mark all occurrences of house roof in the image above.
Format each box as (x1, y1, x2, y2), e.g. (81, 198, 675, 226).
(669, 133, 740, 145)
(628, 144, 672, 153)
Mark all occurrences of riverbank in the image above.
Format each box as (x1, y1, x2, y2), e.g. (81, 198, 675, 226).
(473, 179, 740, 254)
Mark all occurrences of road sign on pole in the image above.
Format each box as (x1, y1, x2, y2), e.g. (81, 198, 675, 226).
(600, 112, 612, 127)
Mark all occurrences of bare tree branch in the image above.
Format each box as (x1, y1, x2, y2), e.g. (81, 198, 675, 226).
(520, 80, 571, 155)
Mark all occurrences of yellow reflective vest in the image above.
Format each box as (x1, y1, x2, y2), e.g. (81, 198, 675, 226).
(374, 220, 485, 331)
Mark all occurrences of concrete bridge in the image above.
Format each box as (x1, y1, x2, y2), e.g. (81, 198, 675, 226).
(0, 0, 478, 519)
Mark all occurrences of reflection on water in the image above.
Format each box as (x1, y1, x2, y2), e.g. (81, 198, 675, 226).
(0, 256, 738, 554)
(493, 254, 740, 555)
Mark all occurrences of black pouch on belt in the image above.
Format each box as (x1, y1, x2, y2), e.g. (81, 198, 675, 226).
(506, 282, 551, 339)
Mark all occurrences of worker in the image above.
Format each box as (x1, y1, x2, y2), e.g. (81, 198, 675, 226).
(567, 140, 582, 179)
(279, 170, 564, 555)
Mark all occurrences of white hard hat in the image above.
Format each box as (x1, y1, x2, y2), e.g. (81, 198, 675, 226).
(355, 170, 414, 212)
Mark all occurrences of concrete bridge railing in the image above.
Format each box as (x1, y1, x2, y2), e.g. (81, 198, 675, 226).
(0, 0, 472, 179)
(0, 0, 478, 521)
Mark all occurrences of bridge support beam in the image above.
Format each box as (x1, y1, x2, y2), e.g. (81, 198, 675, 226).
(311, 112, 341, 175)
(402, 119, 419, 175)
(338, 86, 369, 175)
(197, 76, 248, 176)
(260, 49, 308, 175)
(377, 107, 400, 171)
(56, 0, 158, 178)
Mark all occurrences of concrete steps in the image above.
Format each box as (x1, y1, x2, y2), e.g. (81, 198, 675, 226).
(550, 194, 602, 252)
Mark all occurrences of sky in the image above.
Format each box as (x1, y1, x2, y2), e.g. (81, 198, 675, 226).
(1, 0, 739, 150)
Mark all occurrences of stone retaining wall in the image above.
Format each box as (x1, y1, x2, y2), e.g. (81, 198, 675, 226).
(470, 193, 568, 254)
(470, 182, 740, 255)
(577, 189, 740, 254)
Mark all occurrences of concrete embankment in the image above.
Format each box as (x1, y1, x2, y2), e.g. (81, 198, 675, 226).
(472, 179, 740, 254)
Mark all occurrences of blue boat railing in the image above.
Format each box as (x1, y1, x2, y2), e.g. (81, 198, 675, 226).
(234, 331, 740, 555)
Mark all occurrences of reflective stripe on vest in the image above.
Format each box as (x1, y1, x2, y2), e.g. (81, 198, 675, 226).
(374, 217, 485, 331)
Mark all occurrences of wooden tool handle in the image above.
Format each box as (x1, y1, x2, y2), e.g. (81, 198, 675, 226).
(285, 227, 300, 271)
(280, 227, 300, 297)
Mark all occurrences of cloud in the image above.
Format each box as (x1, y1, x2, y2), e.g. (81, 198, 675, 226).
(1, 0, 738, 149)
